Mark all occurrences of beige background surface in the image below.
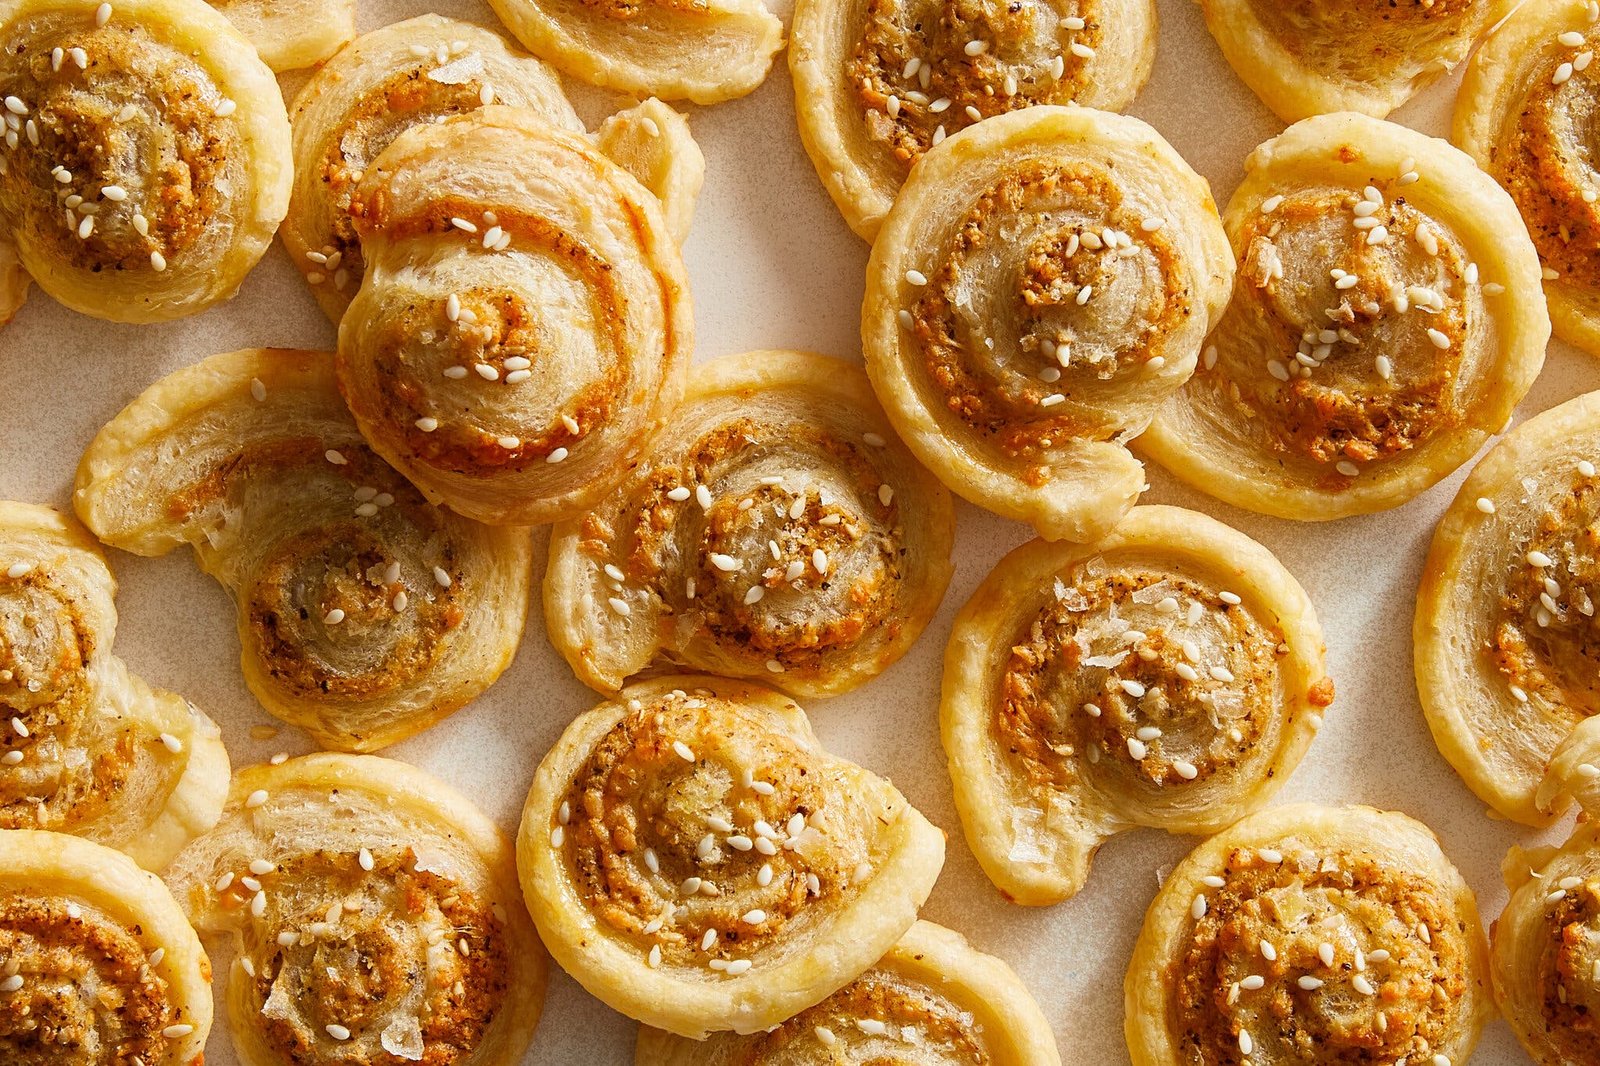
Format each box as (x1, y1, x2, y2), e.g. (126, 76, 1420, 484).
(0, 0, 1583, 1062)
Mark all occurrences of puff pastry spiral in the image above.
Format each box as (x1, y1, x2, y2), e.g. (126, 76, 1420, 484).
(1, 502, 228, 871)
(0, 0, 290, 323)
(517, 678, 946, 1039)
(1125, 804, 1493, 1066)
(1142, 112, 1549, 521)
(944, 505, 1331, 906)
(74, 348, 534, 753)
(206, 0, 353, 72)
(862, 105, 1233, 542)
(166, 754, 546, 1066)
(545, 350, 954, 699)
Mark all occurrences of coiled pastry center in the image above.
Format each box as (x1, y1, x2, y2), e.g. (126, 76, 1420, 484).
(741, 968, 991, 1062)
(1532, 877, 1600, 1061)
(0, 895, 179, 1066)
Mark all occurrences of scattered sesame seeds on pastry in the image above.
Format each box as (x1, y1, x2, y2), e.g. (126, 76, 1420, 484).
(72, 347, 534, 753)
(517, 678, 946, 1040)
(543, 349, 954, 699)
(1141, 112, 1549, 521)
(205, 0, 353, 72)
(862, 105, 1233, 542)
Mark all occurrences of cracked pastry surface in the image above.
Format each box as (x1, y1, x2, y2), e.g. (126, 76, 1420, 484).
(544, 349, 954, 699)
(205, 0, 353, 71)
(73, 347, 533, 753)
(1125, 804, 1492, 1066)
(516, 678, 945, 1039)
(337, 106, 692, 526)
(165, 753, 546, 1066)
(0, 0, 290, 323)
(1141, 112, 1549, 521)
(943, 505, 1330, 906)
(791, 0, 1156, 239)
(862, 105, 1232, 542)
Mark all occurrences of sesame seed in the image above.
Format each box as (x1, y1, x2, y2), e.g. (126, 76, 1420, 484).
(1240, 975, 1265, 990)
(1555, 63, 1575, 85)
(1076, 285, 1093, 305)
(0, 751, 20, 765)
(163, 1024, 194, 1039)
(710, 553, 740, 572)
(496, 435, 520, 449)
(159, 732, 183, 753)
(250, 890, 266, 917)
(1174, 760, 1199, 779)
(1050, 54, 1065, 78)
(1298, 976, 1324, 990)
(1353, 974, 1376, 995)
(1261, 195, 1285, 213)
(326, 1024, 351, 1041)
(743, 586, 764, 605)
(1191, 894, 1208, 919)
(812, 548, 829, 575)
(1580, 460, 1597, 477)
(964, 39, 987, 55)
(1318, 942, 1335, 967)
(95, 2, 112, 26)
(358, 847, 374, 871)
(1528, 551, 1554, 567)
(1268, 360, 1290, 382)
(695, 485, 713, 509)
(1426, 328, 1451, 350)
(725, 959, 752, 975)
(69, 47, 87, 68)
(545, 446, 570, 464)
(905, 269, 928, 286)
(1040, 393, 1065, 408)
(1475, 497, 1496, 514)
(1336, 461, 1360, 477)
(741, 909, 766, 924)
(673, 741, 695, 762)
(1375, 355, 1392, 380)
(149, 251, 167, 272)
(1070, 41, 1095, 57)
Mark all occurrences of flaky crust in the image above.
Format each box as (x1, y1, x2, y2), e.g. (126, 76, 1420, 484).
(1455, 0, 1600, 358)
(791, 0, 1157, 239)
(862, 105, 1232, 542)
(944, 506, 1330, 906)
(0, 828, 213, 1064)
(206, 0, 353, 71)
(73, 348, 533, 753)
(1141, 112, 1549, 521)
(0, 0, 290, 322)
(1125, 804, 1492, 1066)
(544, 349, 954, 699)
(165, 754, 546, 1066)
(516, 678, 946, 1040)
(634, 920, 1061, 1064)
(595, 98, 704, 246)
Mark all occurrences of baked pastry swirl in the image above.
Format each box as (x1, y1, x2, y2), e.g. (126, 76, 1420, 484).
(1, 502, 228, 871)
(544, 349, 954, 698)
(1456, 0, 1600, 359)
(0, 0, 291, 323)
(1125, 804, 1493, 1066)
(73, 347, 534, 753)
(517, 678, 946, 1039)
(282, 14, 583, 325)
(486, 0, 783, 104)
(1415, 389, 1600, 826)
(862, 105, 1233, 542)
(595, 98, 704, 246)
(338, 106, 693, 526)
(206, 0, 353, 72)
(0, 829, 214, 1064)
(791, 0, 1157, 239)
(943, 505, 1330, 906)
(634, 920, 1061, 1064)
(1141, 112, 1549, 521)
(166, 753, 546, 1066)
(1199, 0, 1517, 122)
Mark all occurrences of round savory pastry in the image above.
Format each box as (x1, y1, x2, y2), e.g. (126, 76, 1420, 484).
(634, 920, 1062, 1064)
(166, 754, 546, 1066)
(485, 0, 783, 104)
(544, 350, 954, 699)
(1455, 0, 1600, 359)
(282, 14, 582, 325)
(73, 348, 534, 753)
(1125, 804, 1493, 1066)
(338, 107, 692, 527)
(1199, 0, 1517, 123)
(943, 505, 1330, 906)
(791, 0, 1158, 240)
(1, 502, 228, 871)
(206, 0, 353, 71)
(517, 678, 946, 1039)
(1415, 390, 1600, 826)
(862, 105, 1233, 542)
(595, 97, 705, 246)
(1141, 112, 1549, 521)
(0, 0, 291, 323)
(0, 828, 213, 1064)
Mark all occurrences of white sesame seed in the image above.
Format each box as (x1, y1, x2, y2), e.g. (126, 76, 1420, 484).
(69, 47, 87, 68)
(546, 446, 569, 464)
(1239, 1032, 1254, 1056)
(1528, 550, 1555, 567)
(743, 586, 764, 605)
(1336, 460, 1360, 477)
(673, 741, 695, 762)
(905, 269, 928, 286)
(149, 250, 167, 272)
(1475, 497, 1496, 514)
(159, 732, 183, 754)
(215, 98, 237, 117)
(1298, 975, 1324, 990)
(709, 553, 740, 573)
(326, 1024, 351, 1041)
(250, 890, 266, 917)
(725, 959, 753, 975)
(1070, 41, 1095, 57)
(358, 847, 374, 871)
(1580, 460, 1597, 478)
(1318, 942, 1336, 967)
(496, 435, 520, 449)
(1191, 894, 1208, 919)
(95, 3, 112, 26)
(1555, 62, 1575, 85)
(450, 217, 477, 233)
(1426, 328, 1452, 350)
(666, 486, 691, 502)
(1375, 355, 1392, 380)
(1174, 760, 1199, 780)
(163, 1024, 194, 1039)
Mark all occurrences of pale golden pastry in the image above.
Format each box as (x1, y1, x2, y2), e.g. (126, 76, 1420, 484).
(0, 238, 25, 325)
(595, 97, 704, 246)
(944, 505, 1330, 907)
(486, 0, 783, 105)
(1415, 390, 1600, 826)
(1141, 112, 1549, 521)
(338, 107, 692, 526)
(206, 0, 353, 72)
(517, 678, 946, 1039)
(1199, 0, 1517, 123)
(1, 502, 228, 872)
(166, 753, 546, 1066)
(1455, 0, 1600, 359)
(1125, 804, 1493, 1066)
(0, 829, 213, 1063)
(0, 0, 291, 323)
(634, 920, 1061, 1064)
(282, 14, 583, 324)
(792, 0, 1157, 240)
(73, 348, 534, 753)
(545, 350, 954, 699)
(862, 105, 1233, 542)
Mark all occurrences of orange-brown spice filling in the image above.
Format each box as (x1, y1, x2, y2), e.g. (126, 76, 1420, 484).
(1251, 0, 1485, 77)
(1533, 878, 1600, 1062)
(748, 967, 992, 1060)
